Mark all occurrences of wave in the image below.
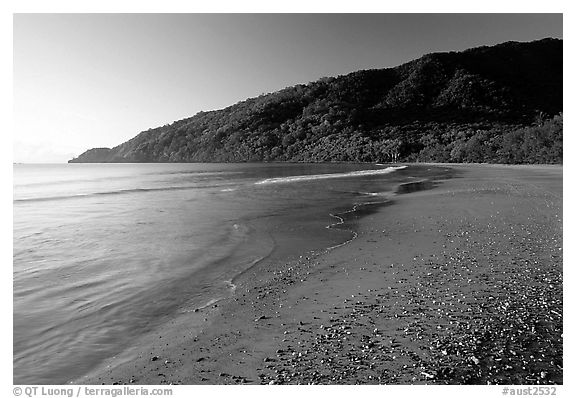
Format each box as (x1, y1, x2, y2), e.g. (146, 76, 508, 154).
(359, 191, 392, 197)
(140, 170, 243, 177)
(14, 183, 229, 203)
(254, 165, 407, 185)
(15, 171, 243, 190)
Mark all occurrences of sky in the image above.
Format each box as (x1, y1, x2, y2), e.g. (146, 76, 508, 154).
(13, 13, 563, 163)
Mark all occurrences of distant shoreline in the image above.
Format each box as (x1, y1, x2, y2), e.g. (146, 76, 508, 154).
(16, 161, 564, 166)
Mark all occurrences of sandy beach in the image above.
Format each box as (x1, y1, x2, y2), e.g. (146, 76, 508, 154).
(75, 164, 562, 385)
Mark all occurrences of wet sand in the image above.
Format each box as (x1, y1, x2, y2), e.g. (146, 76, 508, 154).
(76, 164, 562, 385)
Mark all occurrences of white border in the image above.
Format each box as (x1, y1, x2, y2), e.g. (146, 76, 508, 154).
(3, 2, 570, 397)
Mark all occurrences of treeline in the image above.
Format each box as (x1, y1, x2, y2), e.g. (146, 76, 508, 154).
(410, 115, 563, 164)
(69, 38, 562, 164)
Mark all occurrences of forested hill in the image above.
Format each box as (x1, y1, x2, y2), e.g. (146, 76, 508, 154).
(69, 38, 562, 164)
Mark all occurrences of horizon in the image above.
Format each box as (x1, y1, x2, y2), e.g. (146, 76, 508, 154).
(13, 14, 562, 163)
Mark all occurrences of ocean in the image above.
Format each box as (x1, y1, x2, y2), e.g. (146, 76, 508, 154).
(13, 162, 452, 384)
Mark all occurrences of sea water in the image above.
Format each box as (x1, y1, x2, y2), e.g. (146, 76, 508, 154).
(13, 162, 450, 384)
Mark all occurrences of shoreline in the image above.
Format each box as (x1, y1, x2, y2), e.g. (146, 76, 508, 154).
(74, 164, 562, 385)
(70, 170, 408, 385)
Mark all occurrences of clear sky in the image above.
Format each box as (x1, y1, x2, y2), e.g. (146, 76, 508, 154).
(13, 13, 562, 163)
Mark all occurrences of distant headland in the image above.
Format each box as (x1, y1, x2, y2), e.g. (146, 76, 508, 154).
(69, 38, 562, 165)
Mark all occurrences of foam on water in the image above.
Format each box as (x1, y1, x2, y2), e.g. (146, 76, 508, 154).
(254, 165, 407, 185)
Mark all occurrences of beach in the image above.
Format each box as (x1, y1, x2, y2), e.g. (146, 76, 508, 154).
(75, 164, 562, 385)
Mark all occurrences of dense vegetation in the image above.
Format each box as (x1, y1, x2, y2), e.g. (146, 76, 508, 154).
(70, 38, 562, 164)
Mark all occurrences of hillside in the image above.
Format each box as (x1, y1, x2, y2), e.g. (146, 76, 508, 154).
(69, 38, 563, 164)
